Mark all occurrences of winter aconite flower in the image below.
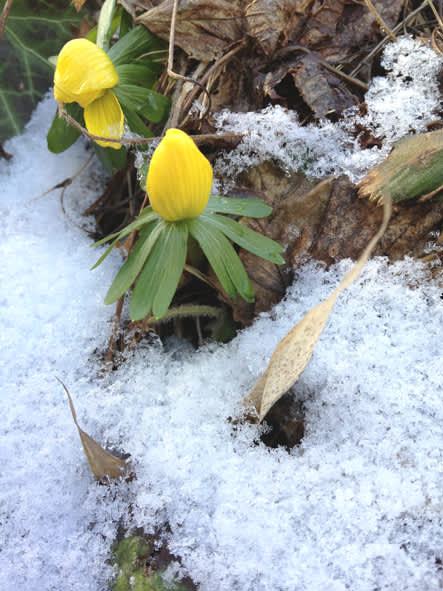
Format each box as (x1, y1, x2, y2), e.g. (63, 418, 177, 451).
(147, 129, 213, 222)
(53, 38, 123, 149)
(94, 129, 285, 321)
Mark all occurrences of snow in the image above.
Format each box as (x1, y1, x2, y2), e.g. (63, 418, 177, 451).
(214, 37, 442, 185)
(1, 38, 442, 591)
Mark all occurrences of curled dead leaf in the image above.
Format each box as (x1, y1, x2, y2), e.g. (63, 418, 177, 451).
(57, 378, 129, 481)
(137, 0, 245, 61)
(243, 194, 392, 422)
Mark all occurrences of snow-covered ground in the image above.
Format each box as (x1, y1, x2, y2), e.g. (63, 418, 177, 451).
(0, 38, 442, 591)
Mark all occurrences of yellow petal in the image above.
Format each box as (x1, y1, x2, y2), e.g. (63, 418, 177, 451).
(147, 129, 213, 222)
(84, 91, 124, 150)
(54, 38, 118, 108)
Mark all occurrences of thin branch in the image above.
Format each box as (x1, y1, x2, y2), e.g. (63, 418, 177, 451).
(275, 44, 369, 91)
(180, 41, 247, 120)
(166, 0, 211, 127)
(350, 0, 429, 77)
(59, 106, 243, 146)
(33, 153, 94, 200)
(427, 0, 443, 29)
(0, 0, 14, 41)
(362, 0, 397, 41)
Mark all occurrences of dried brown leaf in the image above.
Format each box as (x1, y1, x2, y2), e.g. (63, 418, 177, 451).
(72, 0, 87, 12)
(289, 54, 358, 118)
(137, 0, 245, 61)
(245, 0, 311, 55)
(243, 194, 392, 422)
(298, 0, 343, 48)
(57, 378, 128, 481)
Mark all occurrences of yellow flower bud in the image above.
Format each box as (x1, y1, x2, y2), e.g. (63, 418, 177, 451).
(147, 129, 213, 222)
(54, 38, 118, 108)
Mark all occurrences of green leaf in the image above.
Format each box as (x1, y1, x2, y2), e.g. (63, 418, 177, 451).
(91, 208, 158, 249)
(137, 159, 149, 191)
(91, 235, 121, 270)
(201, 213, 285, 264)
(121, 106, 154, 141)
(204, 195, 273, 218)
(189, 218, 254, 302)
(104, 220, 163, 305)
(0, 0, 85, 142)
(113, 84, 170, 123)
(107, 25, 167, 68)
(129, 222, 188, 320)
(96, 0, 116, 51)
(94, 143, 127, 175)
(153, 223, 188, 318)
(119, 8, 133, 39)
(115, 64, 158, 88)
(46, 103, 83, 153)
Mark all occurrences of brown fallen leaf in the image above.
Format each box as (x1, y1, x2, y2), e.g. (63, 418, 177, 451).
(243, 194, 392, 422)
(137, 0, 245, 61)
(72, 0, 88, 12)
(289, 53, 359, 118)
(245, 0, 311, 56)
(298, 0, 343, 48)
(57, 378, 129, 481)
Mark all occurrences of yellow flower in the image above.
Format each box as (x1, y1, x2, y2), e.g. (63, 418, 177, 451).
(147, 129, 213, 222)
(53, 38, 123, 150)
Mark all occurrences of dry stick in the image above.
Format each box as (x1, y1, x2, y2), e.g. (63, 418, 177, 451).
(59, 106, 241, 147)
(431, 27, 443, 54)
(0, 0, 14, 41)
(33, 152, 94, 201)
(350, 0, 429, 77)
(363, 0, 397, 41)
(318, 59, 369, 91)
(180, 41, 247, 121)
(427, 0, 443, 29)
(166, 0, 212, 128)
(276, 44, 369, 91)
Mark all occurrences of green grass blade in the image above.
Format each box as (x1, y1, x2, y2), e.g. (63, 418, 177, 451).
(202, 213, 285, 264)
(204, 195, 272, 218)
(104, 220, 163, 305)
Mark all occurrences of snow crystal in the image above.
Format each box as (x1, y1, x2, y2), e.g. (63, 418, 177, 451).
(1, 39, 442, 591)
(214, 37, 442, 185)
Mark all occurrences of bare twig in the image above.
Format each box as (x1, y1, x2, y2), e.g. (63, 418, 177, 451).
(59, 104, 241, 147)
(179, 40, 247, 124)
(275, 44, 369, 91)
(362, 0, 397, 41)
(427, 0, 443, 29)
(166, 0, 211, 127)
(350, 0, 429, 77)
(0, 0, 13, 41)
(59, 105, 157, 146)
(33, 153, 94, 201)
